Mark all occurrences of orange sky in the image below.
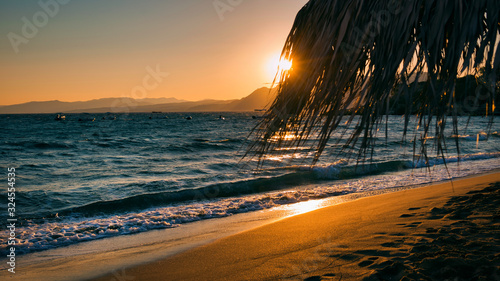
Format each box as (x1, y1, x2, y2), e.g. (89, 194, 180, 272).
(0, 0, 308, 105)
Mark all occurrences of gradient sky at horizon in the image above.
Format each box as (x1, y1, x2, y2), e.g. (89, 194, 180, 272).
(0, 0, 308, 105)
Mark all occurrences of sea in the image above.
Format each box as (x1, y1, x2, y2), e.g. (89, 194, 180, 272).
(0, 113, 499, 256)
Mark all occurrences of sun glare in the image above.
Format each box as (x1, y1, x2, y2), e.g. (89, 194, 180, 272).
(286, 200, 325, 216)
(266, 53, 293, 82)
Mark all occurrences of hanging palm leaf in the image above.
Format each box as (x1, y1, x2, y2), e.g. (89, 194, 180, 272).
(246, 0, 499, 167)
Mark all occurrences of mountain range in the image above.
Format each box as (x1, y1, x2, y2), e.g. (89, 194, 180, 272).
(0, 88, 276, 114)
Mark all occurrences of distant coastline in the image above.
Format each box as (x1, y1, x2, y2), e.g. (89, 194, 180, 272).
(0, 88, 277, 114)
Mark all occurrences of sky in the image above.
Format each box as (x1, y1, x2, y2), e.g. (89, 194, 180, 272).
(0, 0, 309, 105)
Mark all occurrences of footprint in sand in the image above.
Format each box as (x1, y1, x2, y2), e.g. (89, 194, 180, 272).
(381, 242, 401, 248)
(404, 221, 422, 228)
(358, 259, 375, 267)
(400, 213, 416, 218)
(303, 276, 321, 281)
(329, 253, 361, 261)
(304, 273, 336, 280)
(355, 249, 393, 257)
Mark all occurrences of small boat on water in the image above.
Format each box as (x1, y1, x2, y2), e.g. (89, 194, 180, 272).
(55, 114, 66, 121)
(218, 115, 225, 120)
(186, 116, 193, 120)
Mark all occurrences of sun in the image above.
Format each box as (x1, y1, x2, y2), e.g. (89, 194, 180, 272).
(265, 53, 293, 82)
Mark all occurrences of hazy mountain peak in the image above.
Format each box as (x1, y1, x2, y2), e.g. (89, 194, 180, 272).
(0, 88, 276, 114)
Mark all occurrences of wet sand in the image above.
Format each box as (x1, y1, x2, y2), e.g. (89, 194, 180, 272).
(92, 171, 500, 280)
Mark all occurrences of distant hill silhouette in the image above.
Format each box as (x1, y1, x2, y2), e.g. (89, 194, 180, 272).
(183, 87, 276, 112)
(389, 75, 499, 115)
(0, 97, 184, 114)
(0, 88, 277, 114)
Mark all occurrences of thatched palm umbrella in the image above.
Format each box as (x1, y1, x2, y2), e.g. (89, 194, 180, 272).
(247, 0, 499, 166)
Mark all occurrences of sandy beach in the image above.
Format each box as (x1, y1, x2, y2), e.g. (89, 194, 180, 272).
(89, 171, 500, 281)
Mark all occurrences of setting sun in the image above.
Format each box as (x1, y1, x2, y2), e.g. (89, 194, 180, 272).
(266, 53, 293, 82)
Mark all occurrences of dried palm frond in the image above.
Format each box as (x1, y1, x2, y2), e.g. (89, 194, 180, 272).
(246, 0, 499, 167)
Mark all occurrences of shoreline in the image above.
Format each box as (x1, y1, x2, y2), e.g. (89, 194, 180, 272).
(92, 170, 500, 281)
(3, 170, 499, 280)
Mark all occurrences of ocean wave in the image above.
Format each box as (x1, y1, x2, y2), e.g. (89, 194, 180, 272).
(186, 142, 235, 150)
(411, 152, 500, 168)
(12, 152, 499, 222)
(194, 138, 242, 144)
(41, 172, 316, 218)
(271, 151, 500, 181)
(5, 140, 75, 150)
(309, 152, 500, 176)
(308, 159, 410, 179)
(2, 156, 499, 256)
(162, 141, 241, 154)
